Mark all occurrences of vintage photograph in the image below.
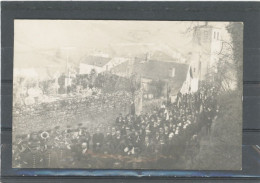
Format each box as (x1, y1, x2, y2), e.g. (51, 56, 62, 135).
(12, 20, 243, 170)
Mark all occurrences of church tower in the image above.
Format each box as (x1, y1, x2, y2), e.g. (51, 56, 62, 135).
(190, 24, 222, 80)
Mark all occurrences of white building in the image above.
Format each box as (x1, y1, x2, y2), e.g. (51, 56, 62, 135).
(189, 25, 223, 81)
(79, 55, 129, 75)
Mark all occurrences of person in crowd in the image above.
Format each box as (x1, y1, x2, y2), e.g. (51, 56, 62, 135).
(130, 101, 135, 116)
(92, 127, 104, 153)
(13, 81, 219, 169)
(21, 132, 43, 168)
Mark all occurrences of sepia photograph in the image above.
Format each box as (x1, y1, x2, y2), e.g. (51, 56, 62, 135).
(12, 20, 243, 170)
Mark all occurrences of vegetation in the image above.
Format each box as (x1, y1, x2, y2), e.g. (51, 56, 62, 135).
(192, 90, 242, 170)
(186, 22, 243, 170)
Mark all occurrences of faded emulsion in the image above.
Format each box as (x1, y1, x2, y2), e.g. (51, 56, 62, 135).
(12, 20, 243, 170)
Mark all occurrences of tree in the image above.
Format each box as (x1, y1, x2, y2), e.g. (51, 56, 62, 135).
(185, 22, 243, 93)
(183, 21, 209, 45)
(184, 22, 243, 170)
(226, 22, 243, 92)
(39, 80, 50, 95)
(209, 22, 243, 93)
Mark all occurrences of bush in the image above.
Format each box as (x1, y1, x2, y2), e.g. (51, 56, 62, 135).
(193, 90, 242, 170)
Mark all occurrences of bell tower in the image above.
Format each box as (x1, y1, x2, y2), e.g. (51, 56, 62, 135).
(191, 24, 222, 80)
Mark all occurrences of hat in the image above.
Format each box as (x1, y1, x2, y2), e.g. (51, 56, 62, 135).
(41, 131, 50, 139)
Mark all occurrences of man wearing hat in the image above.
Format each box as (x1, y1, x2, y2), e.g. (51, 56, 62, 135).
(13, 134, 27, 167)
(23, 132, 43, 168)
(81, 127, 91, 149)
(204, 107, 214, 135)
(141, 136, 154, 157)
(71, 141, 90, 168)
(42, 139, 59, 168)
(92, 127, 104, 153)
(166, 132, 175, 158)
(130, 101, 135, 116)
(103, 129, 113, 155)
(112, 130, 123, 155)
(116, 113, 123, 125)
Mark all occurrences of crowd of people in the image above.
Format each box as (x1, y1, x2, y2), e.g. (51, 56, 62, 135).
(13, 82, 219, 169)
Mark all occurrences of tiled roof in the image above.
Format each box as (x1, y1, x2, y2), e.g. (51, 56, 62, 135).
(133, 60, 190, 95)
(80, 56, 111, 67)
(133, 60, 189, 80)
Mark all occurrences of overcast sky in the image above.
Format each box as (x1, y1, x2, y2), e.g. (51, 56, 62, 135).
(14, 20, 229, 69)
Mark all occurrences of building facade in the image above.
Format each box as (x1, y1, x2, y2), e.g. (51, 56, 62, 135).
(189, 25, 223, 81)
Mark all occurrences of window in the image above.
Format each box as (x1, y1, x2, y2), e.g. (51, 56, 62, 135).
(217, 32, 219, 40)
(204, 30, 209, 40)
(214, 32, 216, 39)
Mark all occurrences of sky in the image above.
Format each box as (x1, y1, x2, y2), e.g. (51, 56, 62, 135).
(13, 20, 230, 70)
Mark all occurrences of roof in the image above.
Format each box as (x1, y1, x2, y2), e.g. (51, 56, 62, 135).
(133, 60, 189, 80)
(133, 60, 190, 96)
(80, 55, 111, 67)
(14, 67, 61, 80)
(150, 51, 177, 62)
(110, 61, 129, 74)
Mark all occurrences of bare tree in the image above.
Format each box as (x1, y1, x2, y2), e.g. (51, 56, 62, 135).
(213, 22, 243, 92)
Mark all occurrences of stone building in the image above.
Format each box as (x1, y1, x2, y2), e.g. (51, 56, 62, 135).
(189, 24, 223, 81)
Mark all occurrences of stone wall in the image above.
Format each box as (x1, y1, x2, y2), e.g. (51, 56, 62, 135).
(13, 91, 132, 135)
